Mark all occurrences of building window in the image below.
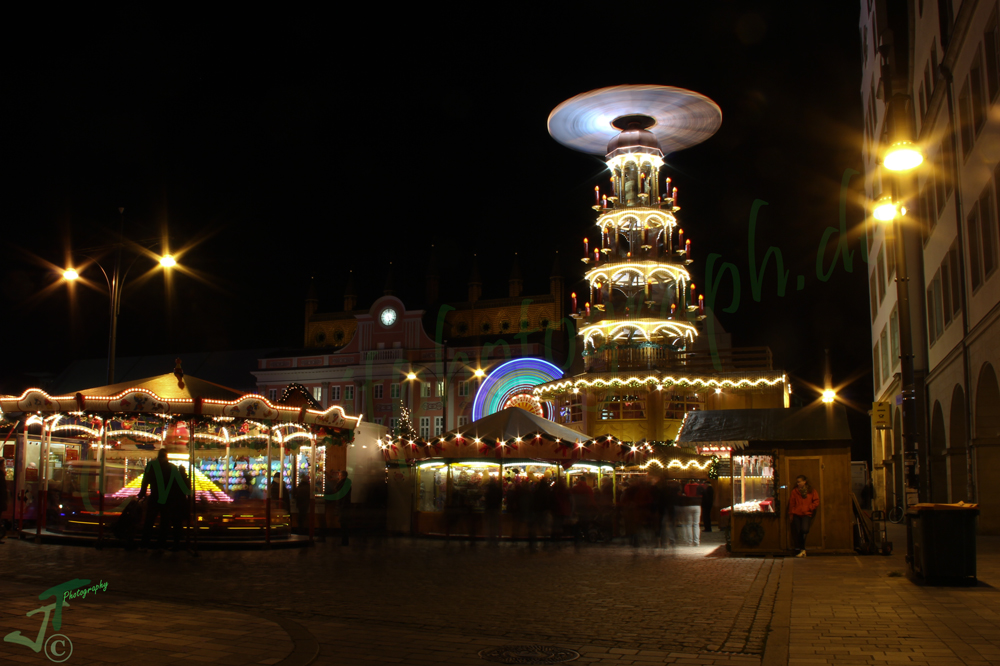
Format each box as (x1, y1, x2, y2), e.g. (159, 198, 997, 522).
(959, 80, 975, 158)
(985, 10, 999, 102)
(268, 388, 277, 402)
(374, 417, 383, 426)
(918, 81, 927, 120)
(926, 285, 937, 346)
(436, 380, 446, 397)
(419, 417, 430, 439)
(876, 245, 887, 303)
(373, 383, 384, 399)
(390, 383, 400, 399)
(886, 228, 896, 278)
(599, 393, 645, 420)
(664, 391, 705, 420)
(967, 185, 999, 292)
(312, 386, 323, 402)
(389, 417, 398, 434)
(889, 307, 900, 370)
(873, 341, 882, 390)
(344, 385, 354, 401)
(561, 392, 583, 423)
(970, 48, 986, 135)
(457, 415, 469, 428)
(933, 270, 945, 339)
(869, 270, 879, 322)
(941, 253, 953, 327)
(880, 327, 890, 384)
(330, 386, 341, 401)
(979, 185, 998, 282)
(458, 380, 470, 397)
(420, 382, 431, 398)
(949, 241, 963, 319)
(921, 184, 936, 238)
(434, 416, 444, 436)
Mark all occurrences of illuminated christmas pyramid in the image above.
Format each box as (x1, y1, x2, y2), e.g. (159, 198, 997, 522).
(112, 466, 233, 503)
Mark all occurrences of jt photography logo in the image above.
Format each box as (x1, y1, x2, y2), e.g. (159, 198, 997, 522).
(4, 578, 110, 663)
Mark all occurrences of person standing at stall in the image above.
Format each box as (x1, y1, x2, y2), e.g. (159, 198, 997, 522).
(294, 473, 312, 533)
(789, 474, 819, 557)
(138, 448, 186, 550)
(701, 481, 715, 533)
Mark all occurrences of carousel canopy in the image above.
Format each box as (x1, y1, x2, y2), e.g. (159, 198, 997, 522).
(76, 373, 244, 401)
(449, 407, 593, 444)
(1, 373, 360, 430)
(675, 405, 852, 449)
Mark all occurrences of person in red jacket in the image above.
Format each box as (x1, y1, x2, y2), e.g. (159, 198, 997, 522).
(788, 475, 819, 557)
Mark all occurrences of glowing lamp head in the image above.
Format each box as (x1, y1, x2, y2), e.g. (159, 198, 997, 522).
(406, 372, 417, 381)
(159, 254, 177, 268)
(821, 389, 836, 404)
(873, 196, 897, 222)
(63, 269, 79, 280)
(473, 368, 485, 378)
(882, 141, 923, 171)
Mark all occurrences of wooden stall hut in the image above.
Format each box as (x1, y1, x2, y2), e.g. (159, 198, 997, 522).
(675, 404, 854, 555)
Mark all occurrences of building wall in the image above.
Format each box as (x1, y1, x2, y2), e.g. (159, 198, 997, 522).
(860, 0, 999, 531)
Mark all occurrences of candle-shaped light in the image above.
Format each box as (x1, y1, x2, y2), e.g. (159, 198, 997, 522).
(571, 292, 577, 313)
(671, 303, 676, 317)
(699, 294, 704, 313)
(640, 172, 646, 193)
(594, 248, 600, 264)
(602, 194, 607, 208)
(678, 228, 684, 249)
(673, 187, 678, 206)
(585, 302, 591, 317)
(686, 238, 691, 259)
(584, 237, 588, 257)
(643, 224, 648, 247)
(594, 185, 600, 205)
(666, 177, 671, 198)
(644, 281, 650, 300)
(690, 283, 696, 306)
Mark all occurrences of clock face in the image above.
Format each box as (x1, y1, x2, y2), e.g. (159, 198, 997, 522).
(379, 308, 397, 327)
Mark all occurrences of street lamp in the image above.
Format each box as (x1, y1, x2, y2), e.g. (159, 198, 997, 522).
(821, 389, 836, 404)
(874, 42, 926, 504)
(61, 209, 180, 384)
(882, 141, 924, 172)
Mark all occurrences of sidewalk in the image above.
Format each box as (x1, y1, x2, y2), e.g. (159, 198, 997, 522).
(783, 523, 1000, 666)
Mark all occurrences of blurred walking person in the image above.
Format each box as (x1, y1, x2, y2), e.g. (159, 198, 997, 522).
(789, 475, 819, 557)
(701, 481, 715, 532)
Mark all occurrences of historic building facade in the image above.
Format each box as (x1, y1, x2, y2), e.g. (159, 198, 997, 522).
(860, 0, 999, 531)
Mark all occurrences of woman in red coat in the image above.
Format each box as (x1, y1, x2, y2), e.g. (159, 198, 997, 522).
(788, 475, 819, 557)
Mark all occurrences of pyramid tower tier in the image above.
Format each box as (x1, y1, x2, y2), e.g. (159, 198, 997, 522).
(595, 207, 677, 234)
(584, 260, 690, 291)
(579, 318, 698, 348)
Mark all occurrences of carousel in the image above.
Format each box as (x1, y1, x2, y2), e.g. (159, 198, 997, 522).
(0, 364, 361, 547)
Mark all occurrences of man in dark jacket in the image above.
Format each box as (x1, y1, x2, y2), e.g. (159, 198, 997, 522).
(293, 474, 312, 533)
(138, 449, 188, 550)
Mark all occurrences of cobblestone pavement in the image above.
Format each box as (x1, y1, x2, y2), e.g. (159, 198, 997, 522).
(0, 531, 776, 665)
(4, 525, 998, 665)
(787, 524, 1000, 666)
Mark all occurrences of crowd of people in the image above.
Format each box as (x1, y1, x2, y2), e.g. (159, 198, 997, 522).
(442, 470, 717, 547)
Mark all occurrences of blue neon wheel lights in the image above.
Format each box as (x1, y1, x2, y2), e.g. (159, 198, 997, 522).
(471, 358, 564, 421)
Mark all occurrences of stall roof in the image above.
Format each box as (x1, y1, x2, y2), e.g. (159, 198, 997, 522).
(675, 405, 852, 448)
(447, 407, 593, 443)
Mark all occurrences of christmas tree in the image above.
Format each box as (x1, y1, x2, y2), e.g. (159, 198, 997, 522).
(396, 401, 419, 440)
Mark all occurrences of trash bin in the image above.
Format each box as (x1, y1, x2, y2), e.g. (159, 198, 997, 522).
(906, 504, 979, 582)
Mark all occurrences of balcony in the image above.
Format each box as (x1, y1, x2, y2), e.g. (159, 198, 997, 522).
(583, 346, 773, 374)
(362, 348, 404, 363)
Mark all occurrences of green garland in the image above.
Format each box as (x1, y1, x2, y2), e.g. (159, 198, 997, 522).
(707, 455, 721, 480)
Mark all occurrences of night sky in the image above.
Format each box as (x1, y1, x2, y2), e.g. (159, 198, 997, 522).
(4, 6, 872, 454)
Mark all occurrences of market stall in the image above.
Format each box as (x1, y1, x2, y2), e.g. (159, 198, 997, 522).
(676, 404, 854, 555)
(0, 368, 362, 546)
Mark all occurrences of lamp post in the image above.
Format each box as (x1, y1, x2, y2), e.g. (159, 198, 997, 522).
(877, 45, 926, 507)
(62, 209, 178, 384)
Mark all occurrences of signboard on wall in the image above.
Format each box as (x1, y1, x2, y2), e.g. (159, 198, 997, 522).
(872, 402, 890, 430)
